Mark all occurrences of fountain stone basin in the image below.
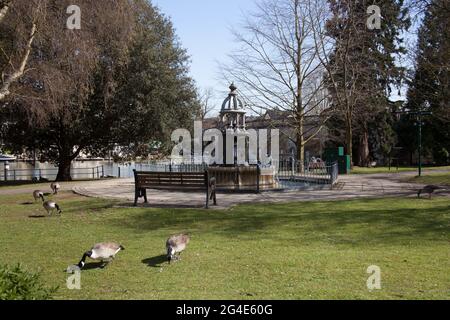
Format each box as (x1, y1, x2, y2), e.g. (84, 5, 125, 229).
(208, 165, 278, 192)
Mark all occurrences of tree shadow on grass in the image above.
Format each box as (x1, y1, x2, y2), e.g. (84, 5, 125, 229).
(142, 255, 167, 268)
(107, 198, 450, 245)
(61, 201, 117, 215)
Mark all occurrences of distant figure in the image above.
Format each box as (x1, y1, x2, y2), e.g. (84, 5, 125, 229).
(417, 185, 441, 199)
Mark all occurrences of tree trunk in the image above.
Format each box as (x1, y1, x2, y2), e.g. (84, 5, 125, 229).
(296, 118, 305, 172)
(358, 128, 370, 167)
(346, 119, 353, 167)
(56, 157, 73, 181)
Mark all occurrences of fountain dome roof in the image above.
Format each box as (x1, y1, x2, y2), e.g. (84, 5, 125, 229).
(220, 83, 246, 114)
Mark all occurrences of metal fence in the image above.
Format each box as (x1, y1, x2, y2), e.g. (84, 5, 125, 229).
(134, 160, 339, 190)
(0, 166, 105, 181)
(275, 159, 339, 187)
(0, 160, 339, 189)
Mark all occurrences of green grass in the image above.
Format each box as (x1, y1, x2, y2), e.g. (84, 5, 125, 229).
(351, 166, 450, 175)
(0, 192, 449, 300)
(405, 172, 450, 186)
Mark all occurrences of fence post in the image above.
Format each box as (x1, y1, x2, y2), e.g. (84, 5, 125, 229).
(118, 166, 121, 178)
(102, 165, 104, 178)
(291, 158, 295, 177)
(3, 164, 8, 181)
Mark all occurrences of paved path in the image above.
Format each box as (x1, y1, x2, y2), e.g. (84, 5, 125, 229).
(2, 170, 448, 209)
(70, 171, 449, 209)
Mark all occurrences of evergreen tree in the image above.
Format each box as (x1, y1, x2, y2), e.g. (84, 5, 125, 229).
(325, 0, 409, 166)
(0, 0, 200, 180)
(406, 0, 449, 165)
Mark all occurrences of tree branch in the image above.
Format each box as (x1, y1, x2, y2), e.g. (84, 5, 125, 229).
(0, 22, 36, 101)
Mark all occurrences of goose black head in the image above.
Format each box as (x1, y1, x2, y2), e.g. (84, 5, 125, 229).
(77, 251, 92, 269)
(55, 203, 62, 214)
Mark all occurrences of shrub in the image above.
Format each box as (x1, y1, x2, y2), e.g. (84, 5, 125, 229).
(0, 264, 58, 300)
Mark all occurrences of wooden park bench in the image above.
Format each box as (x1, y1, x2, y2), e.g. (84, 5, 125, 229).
(133, 170, 217, 208)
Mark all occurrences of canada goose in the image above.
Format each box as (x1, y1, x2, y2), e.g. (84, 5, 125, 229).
(50, 182, 60, 194)
(77, 242, 125, 269)
(166, 234, 190, 264)
(418, 185, 441, 199)
(43, 200, 62, 215)
(33, 190, 45, 202)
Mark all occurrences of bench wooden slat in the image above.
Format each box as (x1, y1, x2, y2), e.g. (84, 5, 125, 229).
(138, 179, 205, 183)
(133, 169, 217, 208)
(139, 183, 206, 187)
(134, 172, 205, 177)
(138, 179, 206, 184)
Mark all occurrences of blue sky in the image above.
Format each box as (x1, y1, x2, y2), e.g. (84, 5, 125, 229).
(152, 0, 257, 108)
(152, 1, 419, 108)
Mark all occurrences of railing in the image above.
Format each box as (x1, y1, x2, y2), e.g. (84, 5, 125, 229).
(0, 166, 105, 181)
(275, 159, 339, 188)
(0, 160, 339, 188)
(132, 160, 339, 190)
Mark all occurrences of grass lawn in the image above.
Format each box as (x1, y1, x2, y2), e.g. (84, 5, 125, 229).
(405, 172, 450, 186)
(351, 166, 450, 175)
(0, 191, 449, 300)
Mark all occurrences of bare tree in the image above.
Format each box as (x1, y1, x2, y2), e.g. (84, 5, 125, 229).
(220, 0, 333, 168)
(0, 0, 40, 102)
(199, 87, 216, 119)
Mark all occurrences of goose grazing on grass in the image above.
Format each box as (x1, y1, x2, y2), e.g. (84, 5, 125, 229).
(50, 182, 60, 194)
(43, 200, 62, 216)
(33, 190, 45, 202)
(77, 242, 125, 269)
(418, 185, 441, 199)
(166, 234, 190, 264)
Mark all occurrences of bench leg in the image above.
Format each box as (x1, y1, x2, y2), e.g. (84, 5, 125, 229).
(209, 189, 217, 206)
(134, 190, 139, 207)
(205, 189, 209, 209)
(144, 189, 148, 204)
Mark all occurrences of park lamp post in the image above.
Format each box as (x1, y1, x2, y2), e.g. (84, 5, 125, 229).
(414, 103, 432, 177)
(396, 105, 432, 177)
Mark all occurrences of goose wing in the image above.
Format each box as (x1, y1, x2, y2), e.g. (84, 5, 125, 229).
(92, 242, 122, 258)
(166, 234, 190, 248)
